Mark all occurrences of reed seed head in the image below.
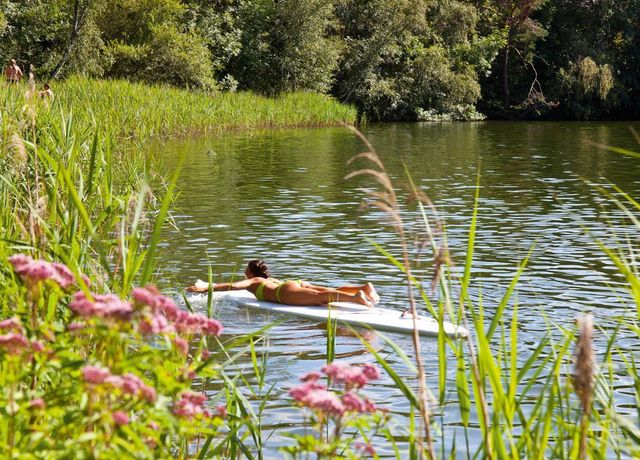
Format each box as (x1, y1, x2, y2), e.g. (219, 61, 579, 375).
(572, 313, 595, 416)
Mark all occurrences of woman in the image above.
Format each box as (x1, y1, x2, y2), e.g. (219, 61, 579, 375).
(186, 259, 379, 309)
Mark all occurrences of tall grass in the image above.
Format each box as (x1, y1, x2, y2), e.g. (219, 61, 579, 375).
(40, 76, 358, 142)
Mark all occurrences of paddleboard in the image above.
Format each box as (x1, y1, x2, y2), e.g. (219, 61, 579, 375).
(190, 281, 468, 338)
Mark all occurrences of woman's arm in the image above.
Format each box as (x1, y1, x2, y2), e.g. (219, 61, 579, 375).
(186, 278, 259, 293)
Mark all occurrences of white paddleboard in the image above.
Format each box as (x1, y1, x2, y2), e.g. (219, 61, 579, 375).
(190, 282, 468, 338)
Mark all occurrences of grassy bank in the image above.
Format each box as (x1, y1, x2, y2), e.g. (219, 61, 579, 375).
(4, 76, 358, 141)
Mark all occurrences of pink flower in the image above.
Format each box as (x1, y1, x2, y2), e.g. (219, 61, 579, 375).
(139, 313, 172, 335)
(8, 254, 80, 289)
(341, 391, 376, 413)
(341, 391, 366, 412)
(105, 375, 124, 387)
(8, 254, 30, 271)
(132, 286, 180, 319)
(289, 381, 345, 416)
(216, 405, 227, 418)
(322, 362, 367, 388)
(51, 262, 75, 288)
(0, 332, 29, 354)
(140, 384, 157, 403)
(120, 373, 156, 402)
(362, 363, 381, 381)
(120, 373, 144, 395)
(29, 398, 46, 409)
(321, 362, 380, 389)
(174, 311, 223, 336)
(0, 317, 22, 331)
(173, 391, 210, 419)
(70, 292, 132, 319)
(173, 337, 189, 355)
(68, 322, 85, 331)
(131, 286, 159, 307)
(201, 349, 211, 360)
(82, 366, 157, 403)
(82, 365, 111, 384)
(30, 340, 45, 352)
(112, 411, 129, 426)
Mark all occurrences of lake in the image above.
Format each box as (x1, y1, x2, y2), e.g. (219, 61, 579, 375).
(155, 122, 640, 457)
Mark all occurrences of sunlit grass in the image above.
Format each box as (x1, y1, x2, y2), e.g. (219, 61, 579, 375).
(43, 77, 357, 141)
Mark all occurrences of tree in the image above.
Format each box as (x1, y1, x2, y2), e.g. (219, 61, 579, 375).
(182, 0, 242, 84)
(490, 0, 546, 109)
(332, 0, 501, 120)
(0, 0, 104, 79)
(50, 0, 94, 78)
(229, 0, 341, 95)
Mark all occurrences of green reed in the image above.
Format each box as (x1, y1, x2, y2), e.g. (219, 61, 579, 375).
(344, 126, 640, 459)
(41, 76, 357, 141)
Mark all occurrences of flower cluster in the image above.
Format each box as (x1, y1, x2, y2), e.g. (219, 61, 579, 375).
(289, 362, 381, 417)
(82, 365, 157, 402)
(173, 391, 225, 420)
(70, 292, 133, 319)
(0, 317, 43, 356)
(322, 362, 381, 389)
(132, 286, 223, 337)
(8, 254, 223, 343)
(0, 332, 29, 355)
(9, 254, 83, 289)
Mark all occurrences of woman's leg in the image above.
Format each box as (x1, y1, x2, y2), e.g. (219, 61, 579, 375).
(302, 282, 380, 304)
(277, 281, 373, 308)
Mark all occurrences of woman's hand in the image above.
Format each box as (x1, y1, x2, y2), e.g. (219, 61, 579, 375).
(186, 285, 207, 293)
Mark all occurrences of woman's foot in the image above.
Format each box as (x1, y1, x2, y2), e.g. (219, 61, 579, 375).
(362, 282, 380, 305)
(354, 291, 374, 309)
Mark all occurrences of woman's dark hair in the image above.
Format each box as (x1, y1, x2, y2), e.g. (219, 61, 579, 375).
(246, 259, 270, 278)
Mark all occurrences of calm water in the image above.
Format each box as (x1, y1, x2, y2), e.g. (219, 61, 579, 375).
(155, 122, 640, 457)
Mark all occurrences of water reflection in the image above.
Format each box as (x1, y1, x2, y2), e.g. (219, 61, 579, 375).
(155, 122, 640, 457)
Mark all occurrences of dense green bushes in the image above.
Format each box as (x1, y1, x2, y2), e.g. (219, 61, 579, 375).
(4, 0, 638, 120)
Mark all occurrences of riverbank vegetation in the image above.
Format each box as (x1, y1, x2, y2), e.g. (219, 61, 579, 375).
(2, 77, 357, 143)
(1, 77, 639, 456)
(2, 2, 640, 457)
(2, 0, 639, 121)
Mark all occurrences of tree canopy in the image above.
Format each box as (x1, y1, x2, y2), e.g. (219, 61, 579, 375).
(1, 0, 638, 120)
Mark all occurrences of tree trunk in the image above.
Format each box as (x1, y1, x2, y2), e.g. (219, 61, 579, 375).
(502, 45, 510, 109)
(50, 0, 92, 79)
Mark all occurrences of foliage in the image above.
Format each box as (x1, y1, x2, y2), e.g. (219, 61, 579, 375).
(182, 0, 243, 80)
(332, 0, 501, 121)
(98, 0, 215, 89)
(230, 0, 341, 95)
(555, 57, 614, 120)
(2, 0, 640, 119)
